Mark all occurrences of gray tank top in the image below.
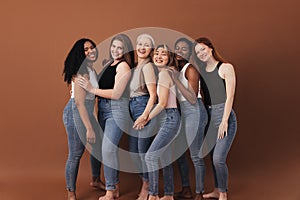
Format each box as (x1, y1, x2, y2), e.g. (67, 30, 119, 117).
(200, 62, 226, 105)
(129, 58, 153, 98)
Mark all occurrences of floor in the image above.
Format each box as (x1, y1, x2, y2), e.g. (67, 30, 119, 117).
(1, 148, 300, 200)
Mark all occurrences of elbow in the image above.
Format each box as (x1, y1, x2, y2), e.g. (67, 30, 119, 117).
(74, 99, 83, 108)
(111, 91, 123, 100)
(159, 101, 168, 108)
(189, 96, 197, 105)
(150, 94, 157, 104)
(226, 95, 234, 103)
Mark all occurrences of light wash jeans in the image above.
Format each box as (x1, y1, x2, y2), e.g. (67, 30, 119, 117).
(98, 97, 130, 190)
(129, 95, 156, 181)
(63, 98, 102, 192)
(207, 103, 237, 192)
(176, 98, 208, 194)
(145, 108, 180, 196)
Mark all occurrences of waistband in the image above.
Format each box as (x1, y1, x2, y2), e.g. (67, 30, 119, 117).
(165, 108, 179, 112)
(70, 98, 94, 102)
(129, 94, 150, 101)
(207, 102, 226, 109)
(98, 97, 128, 101)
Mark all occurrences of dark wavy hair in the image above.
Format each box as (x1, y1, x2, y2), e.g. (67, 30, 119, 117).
(155, 44, 178, 69)
(174, 37, 193, 60)
(63, 38, 98, 84)
(109, 33, 134, 69)
(194, 37, 226, 63)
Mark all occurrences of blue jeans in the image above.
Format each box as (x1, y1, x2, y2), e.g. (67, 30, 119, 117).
(176, 99, 208, 194)
(207, 103, 237, 192)
(145, 108, 180, 196)
(98, 97, 130, 190)
(129, 95, 156, 181)
(63, 98, 102, 192)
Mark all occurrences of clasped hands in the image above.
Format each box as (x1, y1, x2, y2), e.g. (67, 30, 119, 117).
(133, 115, 149, 130)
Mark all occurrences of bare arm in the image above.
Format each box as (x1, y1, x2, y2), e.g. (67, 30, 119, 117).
(74, 74, 96, 143)
(133, 70, 171, 129)
(217, 63, 236, 139)
(173, 64, 199, 104)
(147, 70, 171, 120)
(140, 63, 157, 118)
(76, 61, 131, 100)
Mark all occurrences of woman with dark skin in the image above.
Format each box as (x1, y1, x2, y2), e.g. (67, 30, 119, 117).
(62, 38, 104, 200)
(172, 38, 208, 200)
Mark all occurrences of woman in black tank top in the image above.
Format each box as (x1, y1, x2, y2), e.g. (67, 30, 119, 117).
(76, 34, 134, 200)
(194, 37, 237, 200)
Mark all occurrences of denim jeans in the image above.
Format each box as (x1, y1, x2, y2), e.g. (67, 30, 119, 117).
(176, 98, 208, 194)
(129, 95, 156, 181)
(145, 108, 180, 196)
(63, 98, 102, 192)
(207, 103, 237, 192)
(98, 97, 130, 190)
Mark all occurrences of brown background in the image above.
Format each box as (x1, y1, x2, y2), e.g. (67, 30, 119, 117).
(1, 0, 300, 199)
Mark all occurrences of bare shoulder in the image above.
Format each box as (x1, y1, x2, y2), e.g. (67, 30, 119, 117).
(160, 68, 172, 75)
(159, 69, 172, 81)
(116, 61, 131, 71)
(219, 63, 235, 78)
(220, 63, 234, 71)
(143, 62, 155, 72)
(186, 64, 199, 74)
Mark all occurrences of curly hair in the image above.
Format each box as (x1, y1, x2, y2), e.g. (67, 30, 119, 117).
(63, 38, 98, 85)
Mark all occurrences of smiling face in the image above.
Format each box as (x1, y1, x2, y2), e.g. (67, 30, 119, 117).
(195, 43, 213, 63)
(174, 41, 190, 61)
(110, 39, 124, 61)
(136, 37, 152, 59)
(84, 41, 97, 62)
(153, 46, 169, 68)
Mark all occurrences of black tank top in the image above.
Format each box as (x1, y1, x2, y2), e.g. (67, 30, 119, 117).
(200, 62, 226, 105)
(98, 60, 130, 98)
(98, 60, 123, 89)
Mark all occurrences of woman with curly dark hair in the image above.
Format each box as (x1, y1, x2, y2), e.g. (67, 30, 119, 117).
(172, 37, 208, 200)
(62, 38, 104, 200)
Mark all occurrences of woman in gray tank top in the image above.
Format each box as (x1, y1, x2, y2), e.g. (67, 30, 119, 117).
(194, 37, 237, 200)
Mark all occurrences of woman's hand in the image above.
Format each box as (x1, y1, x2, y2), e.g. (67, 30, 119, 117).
(169, 67, 179, 81)
(133, 116, 149, 130)
(86, 128, 96, 144)
(218, 120, 228, 139)
(75, 75, 93, 93)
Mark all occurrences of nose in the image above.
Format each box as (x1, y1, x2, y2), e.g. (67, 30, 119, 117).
(88, 48, 94, 53)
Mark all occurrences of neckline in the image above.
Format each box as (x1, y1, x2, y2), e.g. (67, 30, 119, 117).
(111, 60, 123, 67)
(205, 61, 220, 73)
